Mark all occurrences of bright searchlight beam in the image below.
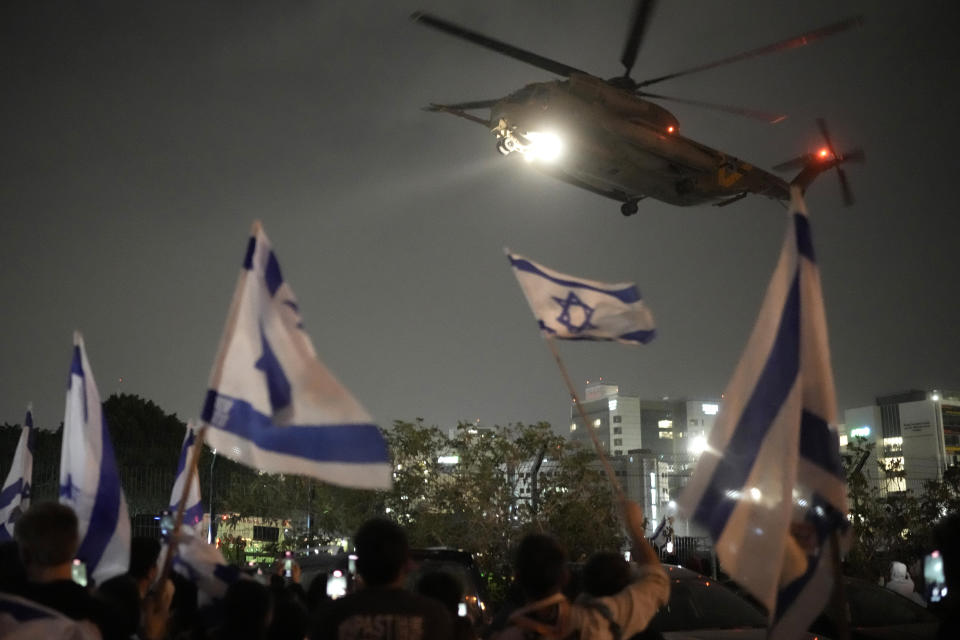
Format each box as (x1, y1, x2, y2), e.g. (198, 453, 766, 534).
(523, 131, 563, 163)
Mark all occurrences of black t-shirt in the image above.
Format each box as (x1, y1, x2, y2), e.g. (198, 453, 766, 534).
(313, 586, 454, 640)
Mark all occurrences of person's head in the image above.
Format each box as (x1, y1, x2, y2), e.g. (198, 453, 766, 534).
(890, 560, 908, 581)
(14, 502, 79, 571)
(96, 574, 142, 638)
(354, 518, 410, 587)
(514, 533, 568, 601)
(129, 536, 161, 590)
(416, 570, 463, 614)
(582, 551, 631, 597)
(218, 579, 273, 640)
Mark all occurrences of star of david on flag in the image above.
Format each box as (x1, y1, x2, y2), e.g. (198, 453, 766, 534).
(201, 221, 391, 489)
(0, 407, 35, 542)
(60, 332, 130, 584)
(507, 251, 655, 345)
(678, 188, 849, 640)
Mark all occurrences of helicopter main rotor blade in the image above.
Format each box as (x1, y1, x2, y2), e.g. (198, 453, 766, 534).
(640, 91, 787, 124)
(411, 12, 587, 78)
(620, 0, 657, 78)
(424, 99, 500, 111)
(635, 15, 864, 89)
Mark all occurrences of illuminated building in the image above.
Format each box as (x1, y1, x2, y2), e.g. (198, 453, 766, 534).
(842, 389, 960, 494)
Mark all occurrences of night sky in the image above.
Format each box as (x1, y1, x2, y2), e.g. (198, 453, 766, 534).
(2, 1, 958, 435)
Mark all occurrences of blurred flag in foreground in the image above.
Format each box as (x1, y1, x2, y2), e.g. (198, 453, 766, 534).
(0, 593, 100, 639)
(201, 222, 390, 488)
(679, 188, 848, 639)
(60, 332, 130, 584)
(0, 408, 36, 541)
(168, 421, 203, 531)
(507, 251, 655, 344)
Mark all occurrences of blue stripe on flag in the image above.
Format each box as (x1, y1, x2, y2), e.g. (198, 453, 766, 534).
(265, 251, 284, 296)
(799, 410, 844, 477)
(0, 479, 22, 510)
(509, 256, 641, 304)
(243, 237, 256, 269)
(794, 214, 816, 262)
(693, 275, 802, 539)
(561, 330, 656, 344)
(0, 595, 59, 622)
(76, 415, 124, 573)
(202, 390, 389, 463)
(773, 495, 846, 623)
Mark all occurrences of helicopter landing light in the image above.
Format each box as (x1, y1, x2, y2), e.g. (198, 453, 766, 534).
(523, 131, 564, 163)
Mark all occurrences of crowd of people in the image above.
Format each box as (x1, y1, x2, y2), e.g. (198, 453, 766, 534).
(2, 499, 958, 639)
(0, 497, 668, 640)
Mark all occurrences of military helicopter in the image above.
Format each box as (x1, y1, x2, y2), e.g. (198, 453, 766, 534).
(412, 1, 864, 216)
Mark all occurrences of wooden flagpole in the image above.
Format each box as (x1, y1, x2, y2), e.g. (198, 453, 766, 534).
(544, 336, 626, 504)
(154, 424, 208, 591)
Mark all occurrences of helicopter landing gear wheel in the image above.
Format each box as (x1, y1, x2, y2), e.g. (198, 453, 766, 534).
(496, 140, 510, 156)
(620, 200, 639, 216)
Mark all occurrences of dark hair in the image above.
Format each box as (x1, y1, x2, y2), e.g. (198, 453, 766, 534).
(14, 502, 79, 567)
(582, 551, 631, 597)
(218, 580, 273, 640)
(515, 533, 567, 600)
(354, 518, 409, 586)
(96, 574, 141, 638)
(417, 570, 463, 614)
(128, 536, 161, 581)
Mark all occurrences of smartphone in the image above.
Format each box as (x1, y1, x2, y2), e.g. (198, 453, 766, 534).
(284, 551, 293, 578)
(925, 550, 947, 603)
(71, 559, 87, 587)
(159, 511, 174, 539)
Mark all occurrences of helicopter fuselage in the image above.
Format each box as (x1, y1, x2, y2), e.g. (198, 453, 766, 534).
(488, 74, 790, 207)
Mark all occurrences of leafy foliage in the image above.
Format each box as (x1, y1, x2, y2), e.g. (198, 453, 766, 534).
(843, 436, 960, 581)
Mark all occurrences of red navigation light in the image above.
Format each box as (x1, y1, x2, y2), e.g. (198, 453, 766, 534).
(817, 147, 831, 160)
(667, 125, 676, 134)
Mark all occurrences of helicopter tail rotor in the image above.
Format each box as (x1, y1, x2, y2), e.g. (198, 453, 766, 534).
(779, 118, 864, 206)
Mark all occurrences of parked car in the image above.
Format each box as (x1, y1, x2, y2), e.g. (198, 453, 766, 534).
(809, 576, 940, 640)
(648, 565, 822, 639)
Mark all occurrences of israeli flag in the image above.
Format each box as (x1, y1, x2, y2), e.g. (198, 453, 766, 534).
(60, 332, 131, 584)
(171, 533, 245, 602)
(168, 421, 203, 531)
(0, 407, 36, 541)
(507, 251, 655, 344)
(201, 222, 391, 488)
(0, 593, 101, 639)
(679, 188, 848, 640)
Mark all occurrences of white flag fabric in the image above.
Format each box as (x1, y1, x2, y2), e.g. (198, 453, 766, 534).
(0, 408, 35, 541)
(201, 222, 391, 488)
(59, 332, 131, 584)
(168, 421, 203, 532)
(507, 251, 655, 344)
(679, 188, 848, 639)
